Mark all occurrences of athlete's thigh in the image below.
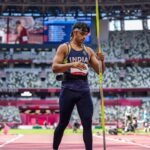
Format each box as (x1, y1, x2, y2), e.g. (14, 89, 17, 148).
(76, 90, 93, 120)
(59, 88, 76, 119)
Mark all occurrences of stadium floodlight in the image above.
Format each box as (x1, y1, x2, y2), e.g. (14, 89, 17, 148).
(21, 91, 32, 97)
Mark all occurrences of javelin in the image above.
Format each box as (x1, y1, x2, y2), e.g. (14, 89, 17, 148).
(95, 0, 106, 150)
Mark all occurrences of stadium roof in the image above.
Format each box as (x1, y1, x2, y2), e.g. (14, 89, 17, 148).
(0, 0, 150, 19)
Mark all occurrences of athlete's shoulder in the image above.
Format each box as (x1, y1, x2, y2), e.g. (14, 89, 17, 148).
(57, 43, 68, 51)
(84, 45, 95, 56)
(58, 42, 68, 48)
(84, 45, 93, 51)
(57, 42, 69, 56)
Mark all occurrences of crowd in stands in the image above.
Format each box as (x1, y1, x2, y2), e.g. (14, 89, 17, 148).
(0, 65, 150, 89)
(0, 106, 21, 123)
(0, 49, 56, 63)
(102, 31, 150, 60)
(89, 65, 150, 88)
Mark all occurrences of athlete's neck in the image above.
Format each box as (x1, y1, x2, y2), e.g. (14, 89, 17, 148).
(70, 40, 83, 50)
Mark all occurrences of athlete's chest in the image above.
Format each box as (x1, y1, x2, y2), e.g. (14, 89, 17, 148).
(67, 50, 89, 63)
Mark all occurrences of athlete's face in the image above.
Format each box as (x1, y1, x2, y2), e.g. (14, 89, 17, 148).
(74, 30, 89, 44)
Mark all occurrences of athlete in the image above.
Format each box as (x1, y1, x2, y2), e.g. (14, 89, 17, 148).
(15, 20, 28, 44)
(52, 22, 105, 150)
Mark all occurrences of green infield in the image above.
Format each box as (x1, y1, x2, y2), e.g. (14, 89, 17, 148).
(0, 128, 149, 135)
(0, 128, 103, 135)
(0, 128, 84, 135)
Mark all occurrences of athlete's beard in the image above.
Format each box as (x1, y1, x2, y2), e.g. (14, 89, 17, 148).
(77, 38, 85, 46)
(71, 39, 82, 47)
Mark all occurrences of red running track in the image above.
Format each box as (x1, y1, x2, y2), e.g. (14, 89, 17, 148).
(0, 133, 150, 150)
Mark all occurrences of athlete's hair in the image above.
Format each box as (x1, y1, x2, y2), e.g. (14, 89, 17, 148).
(70, 22, 90, 39)
(16, 20, 21, 25)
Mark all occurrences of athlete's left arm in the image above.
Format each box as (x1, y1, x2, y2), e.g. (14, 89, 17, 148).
(88, 47, 105, 74)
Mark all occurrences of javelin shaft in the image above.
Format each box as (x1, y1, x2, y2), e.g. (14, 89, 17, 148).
(95, 0, 106, 150)
(96, 0, 101, 52)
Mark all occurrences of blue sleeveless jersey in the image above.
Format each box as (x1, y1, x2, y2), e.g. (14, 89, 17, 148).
(62, 45, 90, 91)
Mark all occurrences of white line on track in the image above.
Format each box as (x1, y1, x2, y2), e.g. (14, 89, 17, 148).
(0, 134, 24, 148)
(94, 134, 150, 149)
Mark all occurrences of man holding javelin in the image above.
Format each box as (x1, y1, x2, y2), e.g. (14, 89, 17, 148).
(52, 22, 105, 150)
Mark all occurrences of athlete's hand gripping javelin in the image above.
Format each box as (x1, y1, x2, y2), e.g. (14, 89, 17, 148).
(97, 52, 105, 62)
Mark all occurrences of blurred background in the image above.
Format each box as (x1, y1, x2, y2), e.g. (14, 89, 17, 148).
(0, 0, 150, 133)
